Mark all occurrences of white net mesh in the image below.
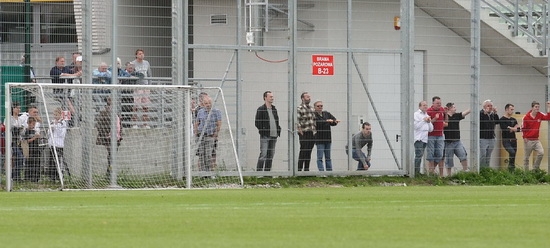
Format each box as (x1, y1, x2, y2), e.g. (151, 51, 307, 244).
(4, 83, 242, 191)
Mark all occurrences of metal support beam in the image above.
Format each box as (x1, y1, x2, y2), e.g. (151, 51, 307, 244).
(401, 0, 415, 176)
(470, 0, 481, 172)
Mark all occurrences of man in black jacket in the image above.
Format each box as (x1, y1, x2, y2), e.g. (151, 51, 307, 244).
(255, 91, 281, 171)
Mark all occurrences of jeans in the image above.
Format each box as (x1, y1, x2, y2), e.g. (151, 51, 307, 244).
(316, 142, 332, 171)
(11, 146, 24, 180)
(352, 149, 371, 170)
(414, 141, 427, 174)
(480, 138, 495, 168)
(501, 139, 517, 172)
(256, 136, 277, 171)
(298, 131, 315, 171)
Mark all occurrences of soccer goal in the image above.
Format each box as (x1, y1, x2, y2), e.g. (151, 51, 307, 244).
(3, 83, 243, 191)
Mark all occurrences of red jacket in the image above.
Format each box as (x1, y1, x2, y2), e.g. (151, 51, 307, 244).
(522, 110, 550, 140)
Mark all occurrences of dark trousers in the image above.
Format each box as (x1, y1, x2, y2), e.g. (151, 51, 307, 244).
(257, 136, 277, 171)
(502, 139, 517, 172)
(104, 143, 121, 176)
(298, 131, 315, 171)
(24, 145, 41, 182)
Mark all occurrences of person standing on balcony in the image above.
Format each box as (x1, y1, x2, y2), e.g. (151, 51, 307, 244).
(50, 56, 79, 100)
(66, 52, 82, 72)
(132, 49, 152, 128)
(92, 62, 112, 110)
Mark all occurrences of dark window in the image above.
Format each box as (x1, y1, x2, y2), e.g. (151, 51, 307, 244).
(0, 2, 76, 44)
(40, 3, 77, 43)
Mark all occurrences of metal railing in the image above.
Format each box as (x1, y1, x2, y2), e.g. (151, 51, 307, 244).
(482, 0, 548, 55)
(29, 76, 178, 129)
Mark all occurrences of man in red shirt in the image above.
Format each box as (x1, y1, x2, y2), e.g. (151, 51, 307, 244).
(521, 101, 550, 171)
(426, 96, 447, 175)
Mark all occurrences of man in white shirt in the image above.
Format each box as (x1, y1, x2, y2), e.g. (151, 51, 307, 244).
(413, 101, 434, 175)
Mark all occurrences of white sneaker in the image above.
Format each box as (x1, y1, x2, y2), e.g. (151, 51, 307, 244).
(132, 125, 139, 129)
(143, 125, 151, 129)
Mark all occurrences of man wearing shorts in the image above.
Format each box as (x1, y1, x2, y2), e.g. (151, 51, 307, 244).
(443, 102, 471, 176)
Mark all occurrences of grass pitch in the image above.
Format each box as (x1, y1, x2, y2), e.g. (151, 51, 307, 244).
(0, 186, 548, 248)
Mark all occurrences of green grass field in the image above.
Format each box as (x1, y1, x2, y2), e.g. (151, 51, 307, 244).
(1, 186, 549, 248)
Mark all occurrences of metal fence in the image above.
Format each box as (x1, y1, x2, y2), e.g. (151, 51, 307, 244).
(2, 0, 550, 180)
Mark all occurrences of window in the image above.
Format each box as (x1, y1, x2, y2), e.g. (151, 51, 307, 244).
(39, 2, 76, 43)
(0, 3, 33, 43)
(0, 2, 76, 44)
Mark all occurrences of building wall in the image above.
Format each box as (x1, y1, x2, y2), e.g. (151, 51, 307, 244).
(192, 0, 547, 171)
(2, 0, 547, 172)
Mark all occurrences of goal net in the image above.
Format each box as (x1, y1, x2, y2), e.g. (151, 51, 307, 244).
(3, 83, 243, 191)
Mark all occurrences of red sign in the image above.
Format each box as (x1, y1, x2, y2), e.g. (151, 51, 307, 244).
(312, 54, 334, 76)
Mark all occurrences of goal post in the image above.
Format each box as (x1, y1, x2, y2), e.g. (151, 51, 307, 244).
(3, 83, 243, 191)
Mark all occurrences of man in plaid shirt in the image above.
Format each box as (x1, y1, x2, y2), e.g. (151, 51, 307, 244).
(297, 92, 316, 171)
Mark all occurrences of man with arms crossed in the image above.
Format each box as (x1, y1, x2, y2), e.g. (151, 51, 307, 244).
(255, 91, 281, 171)
(521, 101, 550, 171)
